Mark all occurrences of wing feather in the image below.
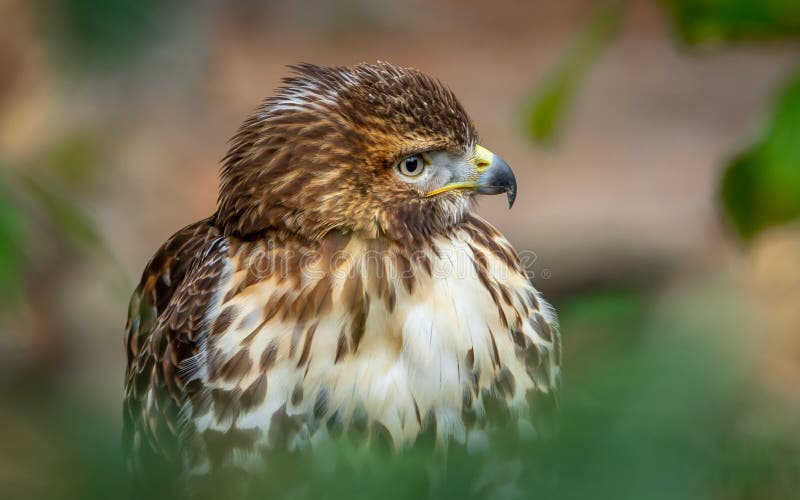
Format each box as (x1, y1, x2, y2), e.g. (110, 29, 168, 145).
(123, 218, 227, 476)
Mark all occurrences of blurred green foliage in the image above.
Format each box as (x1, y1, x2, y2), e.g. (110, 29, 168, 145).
(662, 0, 800, 44)
(525, 0, 626, 143)
(527, 0, 800, 240)
(49, 0, 177, 71)
(515, 4, 800, 494)
(0, 170, 27, 310)
(0, 134, 127, 316)
(721, 72, 800, 239)
(46, 133, 106, 188)
(19, 174, 105, 253)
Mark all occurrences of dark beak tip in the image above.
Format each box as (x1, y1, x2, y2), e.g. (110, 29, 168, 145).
(477, 152, 518, 208)
(507, 190, 516, 209)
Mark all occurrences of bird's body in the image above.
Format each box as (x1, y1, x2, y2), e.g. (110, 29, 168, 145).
(124, 63, 560, 490)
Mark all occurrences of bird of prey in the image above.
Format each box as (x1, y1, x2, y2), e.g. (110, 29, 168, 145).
(124, 62, 560, 492)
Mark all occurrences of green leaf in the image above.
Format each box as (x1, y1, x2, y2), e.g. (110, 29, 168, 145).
(525, 0, 627, 143)
(661, 0, 800, 45)
(720, 70, 800, 239)
(16, 173, 133, 297)
(46, 133, 105, 188)
(18, 174, 104, 252)
(0, 172, 27, 309)
(50, 0, 178, 71)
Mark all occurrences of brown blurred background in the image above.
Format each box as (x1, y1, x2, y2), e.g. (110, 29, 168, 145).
(1, 1, 799, 498)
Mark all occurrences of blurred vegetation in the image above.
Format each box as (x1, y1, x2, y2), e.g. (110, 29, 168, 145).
(525, 0, 626, 142)
(0, 0, 164, 316)
(527, 0, 800, 240)
(0, 171, 27, 309)
(47, 0, 178, 72)
(0, 134, 129, 333)
(721, 71, 800, 239)
(662, 0, 800, 44)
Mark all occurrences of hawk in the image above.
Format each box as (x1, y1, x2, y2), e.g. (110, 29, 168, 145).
(124, 62, 560, 493)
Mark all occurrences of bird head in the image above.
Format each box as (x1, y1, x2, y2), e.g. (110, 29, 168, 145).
(216, 62, 516, 244)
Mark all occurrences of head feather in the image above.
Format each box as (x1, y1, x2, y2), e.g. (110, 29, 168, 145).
(216, 62, 478, 244)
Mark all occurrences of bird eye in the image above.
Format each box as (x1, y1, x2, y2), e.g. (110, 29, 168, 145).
(397, 154, 425, 177)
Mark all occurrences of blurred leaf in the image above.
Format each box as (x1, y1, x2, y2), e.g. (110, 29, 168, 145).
(18, 174, 104, 252)
(661, 0, 800, 45)
(46, 133, 105, 188)
(721, 70, 800, 239)
(558, 288, 645, 327)
(49, 0, 178, 71)
(19, 173, 132, 296)
(525, 0, 627, 143)
(0, 171, 27, 310)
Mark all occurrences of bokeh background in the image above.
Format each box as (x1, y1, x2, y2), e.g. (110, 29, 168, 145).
(1, 0, 800, 498)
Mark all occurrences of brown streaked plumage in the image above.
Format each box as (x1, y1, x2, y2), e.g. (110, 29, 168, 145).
(124, 62, 560, 493)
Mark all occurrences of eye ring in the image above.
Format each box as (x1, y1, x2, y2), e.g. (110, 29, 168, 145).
(396, 154, 426, 177)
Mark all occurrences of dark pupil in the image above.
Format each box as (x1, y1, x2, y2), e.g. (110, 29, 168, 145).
(404, 156, 419, 173)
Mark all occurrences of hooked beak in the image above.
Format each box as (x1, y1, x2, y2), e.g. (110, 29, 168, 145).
(473, 145, 517, 208)
(424, 145, 517, 208)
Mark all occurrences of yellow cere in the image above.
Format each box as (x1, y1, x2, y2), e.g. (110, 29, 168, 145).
(473, 144, 494, 173)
